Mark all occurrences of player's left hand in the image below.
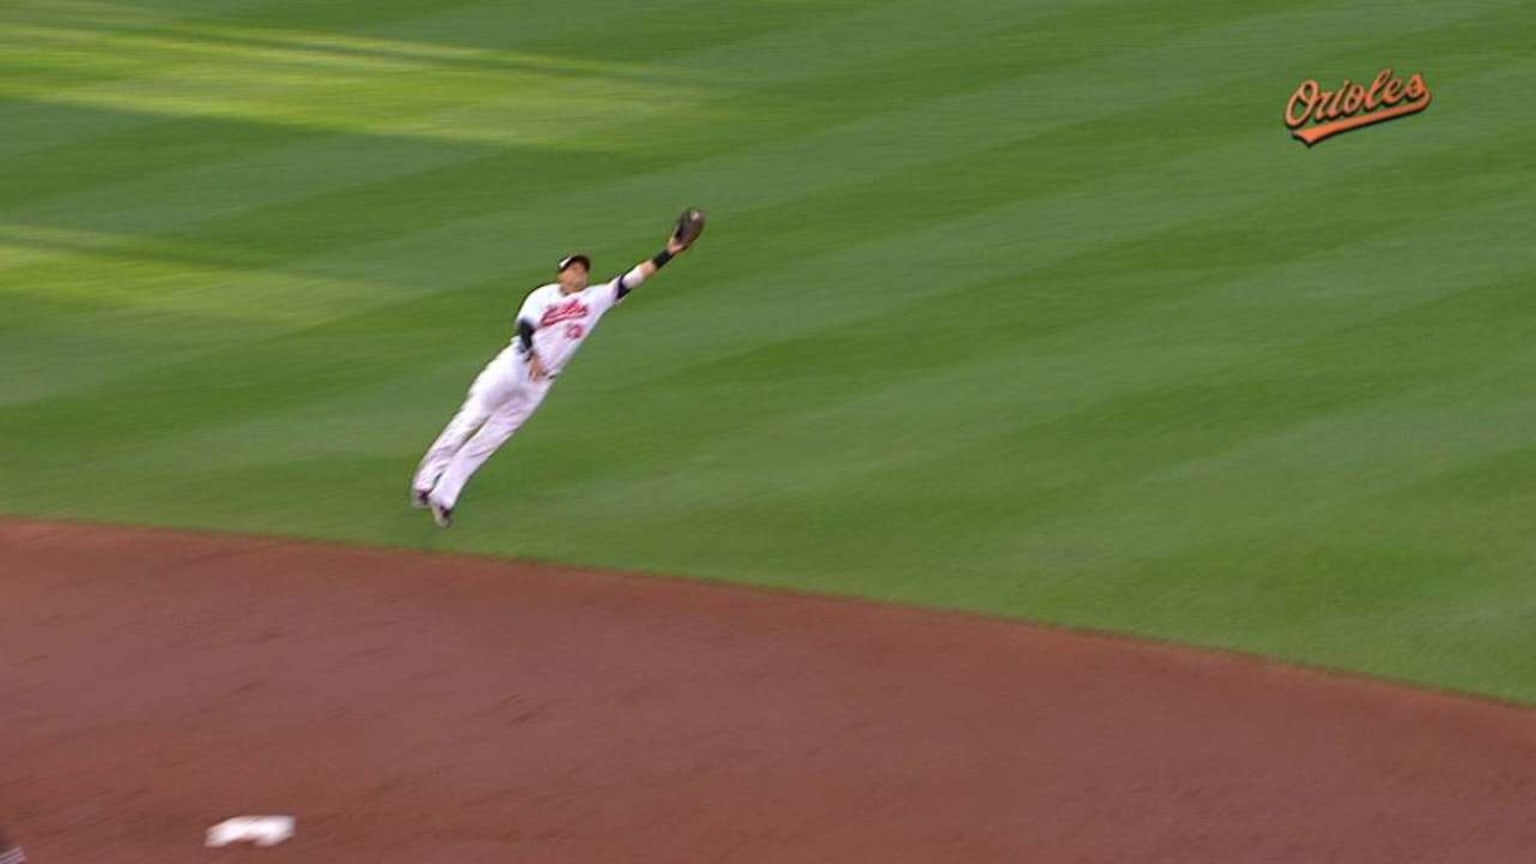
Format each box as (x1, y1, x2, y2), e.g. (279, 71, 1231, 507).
(670, 208, 705, 252)
(528, 353, 549, 382)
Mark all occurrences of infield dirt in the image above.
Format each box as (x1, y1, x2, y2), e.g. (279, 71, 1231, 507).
(3, 519, 1535, 862)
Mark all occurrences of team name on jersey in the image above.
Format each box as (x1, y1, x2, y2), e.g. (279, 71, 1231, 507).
(541, 298, 589, 327)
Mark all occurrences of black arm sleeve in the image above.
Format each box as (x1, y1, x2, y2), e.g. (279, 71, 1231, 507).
(517, 318, 536, 354)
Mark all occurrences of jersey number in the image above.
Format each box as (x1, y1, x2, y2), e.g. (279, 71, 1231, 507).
(565, 323, 585, 339)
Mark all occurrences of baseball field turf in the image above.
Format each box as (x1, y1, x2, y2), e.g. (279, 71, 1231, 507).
(3, 0, 1534, 701)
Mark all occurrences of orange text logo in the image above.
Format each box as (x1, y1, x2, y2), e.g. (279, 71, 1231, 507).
(1285, 69, 1431, 146)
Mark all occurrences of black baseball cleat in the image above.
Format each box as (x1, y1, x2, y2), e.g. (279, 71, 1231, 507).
(411, 488, 431, 509)
(430, 500, 453, 528)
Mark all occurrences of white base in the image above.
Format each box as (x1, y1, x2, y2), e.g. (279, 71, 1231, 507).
(205, 815, 296, 848)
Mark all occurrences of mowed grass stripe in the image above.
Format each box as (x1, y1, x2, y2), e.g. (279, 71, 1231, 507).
(0, 0, 458, 157)
(3, 0, 1173, 245)
(0, 7, 640, 161)
(6, 97, 1523, 535)
(172, 0, 1520, 302)
(1008, 272, 1536, 578)
(4, 0, 1119, 275)
(155, 0, 1265, 269)
(4, 53, 1525, 455)
(6, 0, 1492, 305)
(597, 94, 1532, 391)
(7, 0, 1455, 269)
(6, 5, 1517, 430)
(0, 1, 851, 407)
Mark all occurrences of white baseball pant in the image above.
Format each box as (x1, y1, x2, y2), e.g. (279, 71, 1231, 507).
(413, 346, 551, 510)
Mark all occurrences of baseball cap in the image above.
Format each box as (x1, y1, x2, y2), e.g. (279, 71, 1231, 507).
(557, 254, 591, 273)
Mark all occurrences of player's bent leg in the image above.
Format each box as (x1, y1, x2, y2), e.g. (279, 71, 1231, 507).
(428, 413, 521, 513)
(412, 398, 490, 496)
(411, 351, 522, 497)
(426, 385, 547, 518)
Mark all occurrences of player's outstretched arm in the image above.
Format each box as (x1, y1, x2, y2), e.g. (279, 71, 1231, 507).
(613, 236, 686, 300)
(614, 209, 705, 300)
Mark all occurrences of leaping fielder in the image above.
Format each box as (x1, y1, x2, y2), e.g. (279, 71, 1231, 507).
(411, 209, 705, 527)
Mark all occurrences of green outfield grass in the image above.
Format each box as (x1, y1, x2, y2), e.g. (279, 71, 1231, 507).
(3, 0, 1534, 700)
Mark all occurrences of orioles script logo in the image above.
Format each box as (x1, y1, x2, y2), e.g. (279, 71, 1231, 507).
(1285, 68, 1431, 146)
(541, 298, 589, 327)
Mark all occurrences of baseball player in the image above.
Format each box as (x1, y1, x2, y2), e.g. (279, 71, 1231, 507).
(411, 210, 705, 527)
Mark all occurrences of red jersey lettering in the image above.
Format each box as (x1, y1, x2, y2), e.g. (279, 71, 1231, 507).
(541, 299, 589, 327)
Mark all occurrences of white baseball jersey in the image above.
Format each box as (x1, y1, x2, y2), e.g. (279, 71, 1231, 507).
(514, 278, 624, 376)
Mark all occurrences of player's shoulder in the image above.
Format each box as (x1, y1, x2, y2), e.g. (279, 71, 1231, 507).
(586, 277, 622, 302)
(526, 282, 561, 302)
